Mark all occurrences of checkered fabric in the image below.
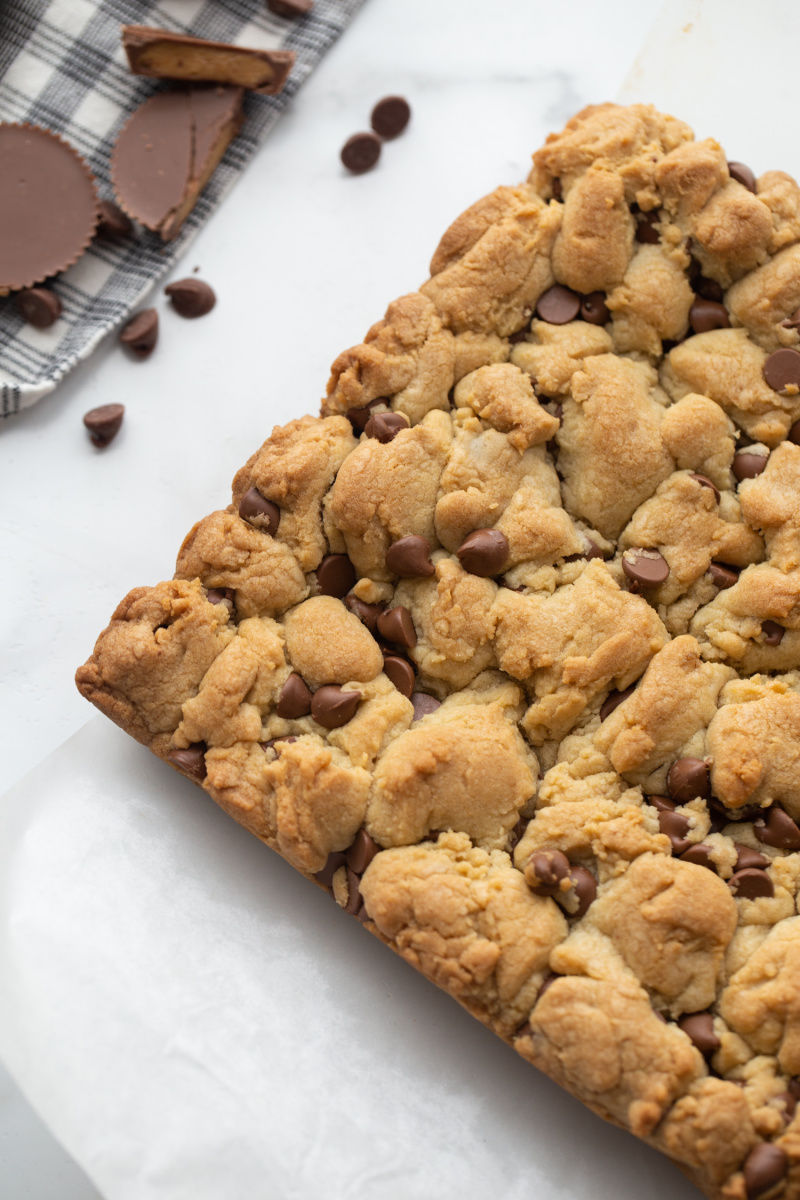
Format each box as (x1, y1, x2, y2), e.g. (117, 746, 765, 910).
(0, 0, 365, 416)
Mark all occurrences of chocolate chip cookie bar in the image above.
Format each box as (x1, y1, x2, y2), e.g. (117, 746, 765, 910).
(77, 103, 800, 1200)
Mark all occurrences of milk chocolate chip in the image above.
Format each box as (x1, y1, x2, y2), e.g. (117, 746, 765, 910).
(690, 473, 721, 501)
(165, 277, 216, 317)
(733, 450, 769, 481)
(97, 199, 133, 238)
(277, 673, 313, 719)
(729, 868, 774, 900)
(658, 809, 692, 855)
(456, 529, 509, 577)
(411, 692, 441, 720)
(569, 866, 597, 918)
(16, 287, 62, 328)
(761, 620, 785, 646)
(315, 850, 346, 889)
(635, 209, 660, 244)
(238, 487, 280, 535)
(341, 132, 382, 174)
(599, 684, 635, 721)
(268, 0, 314, 17)
(364, 411, 409, 443)
(764, 348, 800, 392)
(371, 96, 411, 140)
(385, 535, 434, 577)
(667, 758, 710, 802)
(709, 562, 739, 590)
(680, 844, 716, 871)
(316, 554, 356, 598)
(383, 655, 415, 697)
(311, 685, 362, 729)
(621, 548, 670, 587)
(536, 285, 581, 324)
(678, 1013, 720, 1055)
(742, 1144, 788, 1199)
(580, 292, 610, 325)
(345, 828, 379, 874)
(206, 586, 235, 610)
(119, 308, 158, 358)
(346, 397, 386, 434)
(754, 806, 800, 850)
(83, 403, 125, 448)
(376, 605, 417, 649)
(734, 843, 769, 871)
(525, 849, 571, 895)
(728, 161, 757, 193)
(344, 595, 384, 633)
(689, 298, 730, 334)
(168, 743, 207, 780)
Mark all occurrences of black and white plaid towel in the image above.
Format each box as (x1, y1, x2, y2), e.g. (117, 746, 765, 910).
(0, 0, 365, 417)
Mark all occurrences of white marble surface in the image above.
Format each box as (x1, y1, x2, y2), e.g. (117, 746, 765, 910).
(0, 0, 668, 1194)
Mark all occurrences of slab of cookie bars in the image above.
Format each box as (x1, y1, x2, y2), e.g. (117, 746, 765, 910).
(77, 102, 800, 1200)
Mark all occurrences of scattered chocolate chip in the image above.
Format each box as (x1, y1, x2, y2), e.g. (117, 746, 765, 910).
(346, 397, 386, 434)
(343, 864, 364, 914)
(734, 843, 770, 871)
(260, 735, 297, 753)
(621, 547, 670, 588)
(345, 829, 379, 874)
(456, 529, 509, 577)
(711, 797, 764, 824)
(569, 865, 597, 918)
(268, 0, 314, 15)
(376, 605, 417, 649)
(680, 844, 717, 871)
(370, 95, 411, 140)
(314, 850, 346, 890)
(238, 487, 280, 535)
(97, 199, 133, 238)
(168, 743, 207, 780)
(383, 655, 415, 697)
(165, 277, 216, 317)
(385, 535, 434, 577)
(790, 421, 800, 445)
(119, 307, 158, 358)
(508, 321, 531, 344)
(667, 758, 710, 803)
(658, 809, 692, 855)
(525, 849, 571, 895)
(580, 291, 610, 325)
(276, 672, 313, 719)
(316, 553, 356, 598)
(507, 817, 528, 852)
(364, 411, 408, 443)
(782, 307, 800, 331)
(742, 1144, 788, 1199)
(761, 620, 785, 646)
(206, 586, 235, 610)
(635, 209, 661, 243)
(83, 402, 125, 448)
(689, 297, 730, 334)
(341, 131, 381, 174)
(709, 562, 739, 590)
(582, 537, 605, 560)
(551, 177, 563, 202)
(728, 161, 757, 193)
(764, 347, 800, 392)
(689, 473, 721, 501)
(411, 692, 441, 720)
(648, 795, 676, 813)
(678, 1012, 720, 1055)
(693, 274, 724, 303)
(599, 684, 636, 722)
(732, 450, 769, 481)
(535, 284, 581, 324)
(729, 867, 774, 900)
(16, 287, 62, 328)
(755, 806, 800, 850)
(344, 595, 384, 633)
(311, 685, 362, 729)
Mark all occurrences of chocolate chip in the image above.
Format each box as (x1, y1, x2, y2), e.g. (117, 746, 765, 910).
(238, 487, 280, 535)
(277, 673, 313, 719)
(709, 562, 739, 590)
(734, 843, 770, 871)
(97, 199, 133, 239)
(260, 735, 297, 754)
(755, 806, 800, 850)
(599, 684, 636, 721)
(525, 849, 571, 895)
(385, 535, 434, 577)
(83, 402, 124, 448)
(635, 209, 661, 244)
(268, 0, 313, 16)
(569, 865, 597, 918)
(411, 692, 441, 720)
(729, 867, 774, 900)
(658, 809, 692, 855)
(316, 553, 356, 598)
(314, 850, 346, 890)
(311, 685, 362, 729)
(168, 743, 207, 780)
(790, 421, 800, 445)
(733, 450, 769, 481)
(621, 547, 670, 587)
(680, 844, 717, 871)
(345, 829, 379, 875)
(790, 1078, 800, 1101)
(764, 347, 800, 392)
(580, 292, 610, 325)
(742, 1144, 787, 1199)
(551, 177, 563, 202)
(165, 278, 216, 318)
(364, 411, 409, 443)
(690, 473, 721, 501)
(456, 529, 509, 577)
(370, 95, 411, 140)
(582, 537, 605, 560)
(678, 1012, 720, 1055)
(782, 308, 800, 331)
(341, 132, 381, 174)
(376, 605, 417, 649)
(507, 817, 528, 852)
(343, 864, 364, 914)
(16, 287, 62, 328)
(346, 397, 386, 434)
(383, 655, 415, 697)
(689, 297, 730, 334)
(206, 586, 235, 610)
(119, 308, 158, 358)
(648, 795, 676, 813)
(728, 161, 757, 194)
(508, 321, 531, 344)
(344, 595, 384, 633)
(762, 620, 785, 646)
(773, 1091, 797, 1124)
(535, 284, 581, 324)
(693, 274, 724, 303)
(667, 758, 711, 803)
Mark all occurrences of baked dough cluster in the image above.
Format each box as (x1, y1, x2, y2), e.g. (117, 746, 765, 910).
(77, 104, 800, 1200)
